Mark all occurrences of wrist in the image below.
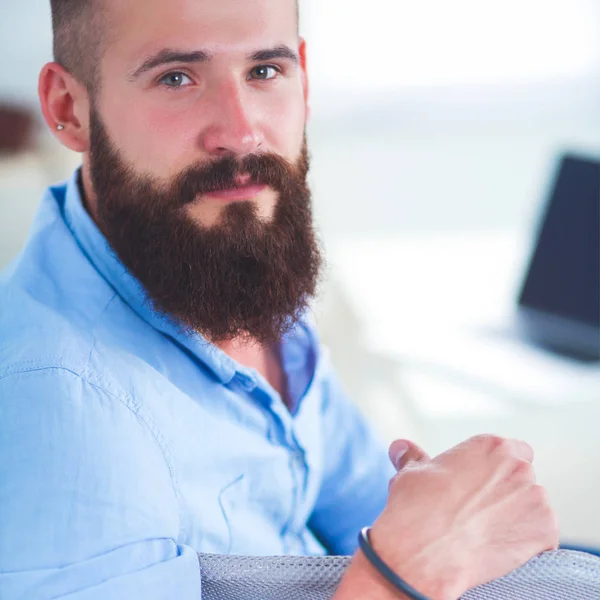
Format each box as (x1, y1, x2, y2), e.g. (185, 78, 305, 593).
(367, 524, 463, 600)
(333, 551, 410, 600)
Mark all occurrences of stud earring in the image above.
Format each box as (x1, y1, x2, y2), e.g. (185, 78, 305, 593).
(57, 124, 65, 131)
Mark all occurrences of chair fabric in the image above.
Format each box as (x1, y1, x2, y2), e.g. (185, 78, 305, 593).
(198, 549, 600, 600)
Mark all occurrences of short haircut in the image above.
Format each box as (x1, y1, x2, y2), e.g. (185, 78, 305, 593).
(50, 0, 105, 91)
(50, 0, 300, 92)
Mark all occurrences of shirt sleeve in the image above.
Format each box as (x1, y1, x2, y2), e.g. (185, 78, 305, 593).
(0, 367, 202, 600)
(308, 364, 396, 556)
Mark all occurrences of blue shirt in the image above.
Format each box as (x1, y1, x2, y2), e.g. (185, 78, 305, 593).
(0, 170, 393, 600)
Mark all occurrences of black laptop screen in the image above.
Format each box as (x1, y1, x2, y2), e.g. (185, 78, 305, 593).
(518, 153, 600, 328)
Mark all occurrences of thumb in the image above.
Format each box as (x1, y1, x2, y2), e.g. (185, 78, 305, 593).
(388, 439, 431, 471)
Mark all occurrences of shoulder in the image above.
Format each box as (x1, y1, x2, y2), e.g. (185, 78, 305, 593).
(0, 365, 183, 571)
(0, 365, 175, 492)
(0, 183, 118, 378)
(0, 286, 105, 380)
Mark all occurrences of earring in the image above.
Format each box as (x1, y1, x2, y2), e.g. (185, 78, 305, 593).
(57, 124, 65, 131)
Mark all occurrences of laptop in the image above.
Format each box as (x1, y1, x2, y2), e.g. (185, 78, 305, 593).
(395, 152, 600, 408)
(516, 153, 600, 362)
(328, 151, 600, 406)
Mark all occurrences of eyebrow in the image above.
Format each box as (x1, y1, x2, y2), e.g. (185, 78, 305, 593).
(248, 45, 299, 64)
(130, 44, 299, 80)
(130, 49, 212, 80)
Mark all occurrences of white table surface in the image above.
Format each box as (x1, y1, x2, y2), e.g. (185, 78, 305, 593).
(326, 229, 600, 412)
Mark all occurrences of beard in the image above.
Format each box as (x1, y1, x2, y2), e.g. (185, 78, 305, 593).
(87, 108, 322, 344)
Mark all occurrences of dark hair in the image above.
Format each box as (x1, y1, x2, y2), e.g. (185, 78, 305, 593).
(50, 0, 104, 90)
(50, 0, 300, 91)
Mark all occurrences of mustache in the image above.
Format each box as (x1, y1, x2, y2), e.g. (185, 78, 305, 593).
(173, 152, 304, 206)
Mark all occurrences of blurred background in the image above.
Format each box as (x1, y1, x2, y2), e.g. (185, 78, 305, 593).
(1, 0, 599, 548)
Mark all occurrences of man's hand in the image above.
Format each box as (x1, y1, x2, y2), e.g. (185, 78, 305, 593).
(368, 434, 559, 599)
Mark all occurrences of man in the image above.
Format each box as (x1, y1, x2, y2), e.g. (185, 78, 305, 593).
(0, 0, 558, 598)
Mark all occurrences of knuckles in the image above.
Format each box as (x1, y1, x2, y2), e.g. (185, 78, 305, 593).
(509, 458, 535, 483)
(469, 434, 507, 453)
(530, 484, 550, 507)
(467, 434, 534, 465)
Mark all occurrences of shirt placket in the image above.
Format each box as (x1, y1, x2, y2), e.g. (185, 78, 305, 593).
(243, 376, 310, 553)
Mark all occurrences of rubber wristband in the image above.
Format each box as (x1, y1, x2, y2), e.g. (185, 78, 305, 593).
(358, 527, 433, 600)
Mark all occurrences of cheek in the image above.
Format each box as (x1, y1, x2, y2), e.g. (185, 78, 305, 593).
(102, 95, 200, 178)
(261, 94, 307, 159)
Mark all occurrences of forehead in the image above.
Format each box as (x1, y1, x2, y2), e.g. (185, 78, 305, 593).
(104, 0, 298, 65)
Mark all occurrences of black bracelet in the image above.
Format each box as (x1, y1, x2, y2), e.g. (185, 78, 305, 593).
(358, 527, 433, 600)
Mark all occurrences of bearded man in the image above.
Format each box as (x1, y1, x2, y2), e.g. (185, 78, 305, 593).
(0, 1, 558, 599)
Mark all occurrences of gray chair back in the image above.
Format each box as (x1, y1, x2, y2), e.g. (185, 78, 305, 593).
(198, 550, 600, 600)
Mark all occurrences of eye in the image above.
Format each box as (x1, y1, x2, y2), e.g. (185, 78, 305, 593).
(159, 72, 193, 88)
(249, 65, 281, 81)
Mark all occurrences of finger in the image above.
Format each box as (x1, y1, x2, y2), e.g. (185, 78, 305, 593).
(388, 439, 430, 471)
(506, 438, 535, 463)
(490, 437, 534, 464)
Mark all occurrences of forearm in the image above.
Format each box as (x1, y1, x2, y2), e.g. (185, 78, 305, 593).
(333, 546, 456, 600)
(332, 551, 409, 600)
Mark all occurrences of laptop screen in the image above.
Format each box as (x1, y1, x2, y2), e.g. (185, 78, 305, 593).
(517, 153, 600, 358)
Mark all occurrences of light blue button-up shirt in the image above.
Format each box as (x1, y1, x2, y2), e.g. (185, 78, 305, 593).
(0, 170, 394, 599)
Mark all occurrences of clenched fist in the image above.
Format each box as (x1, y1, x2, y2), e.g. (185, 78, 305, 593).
(334, 435, 559, 600)
(375, 435, 558, 598)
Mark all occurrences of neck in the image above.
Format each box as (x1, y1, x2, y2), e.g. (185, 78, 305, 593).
(214, 335, 262, 356)
(215, 336, 289, 407)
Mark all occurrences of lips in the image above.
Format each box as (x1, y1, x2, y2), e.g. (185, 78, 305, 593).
(203, 183, 267, 202)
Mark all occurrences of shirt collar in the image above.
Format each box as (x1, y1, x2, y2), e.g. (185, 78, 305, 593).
(61, 168, 252, 385)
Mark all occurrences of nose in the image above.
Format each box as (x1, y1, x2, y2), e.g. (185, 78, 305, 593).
(201, 80, 264, 158)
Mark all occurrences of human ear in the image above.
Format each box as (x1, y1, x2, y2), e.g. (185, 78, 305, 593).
(38, 62, 91, 153)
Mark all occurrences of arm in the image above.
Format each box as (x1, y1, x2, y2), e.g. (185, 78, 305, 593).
(0, 368, 201, 600)
(308, 366, 396, 556)
(306, 364, 418, 598)
(308, 365, 558, 599)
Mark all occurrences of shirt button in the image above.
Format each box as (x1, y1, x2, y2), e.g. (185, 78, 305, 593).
(293, 448, 305, 467)
(237, 374, 256, 391)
